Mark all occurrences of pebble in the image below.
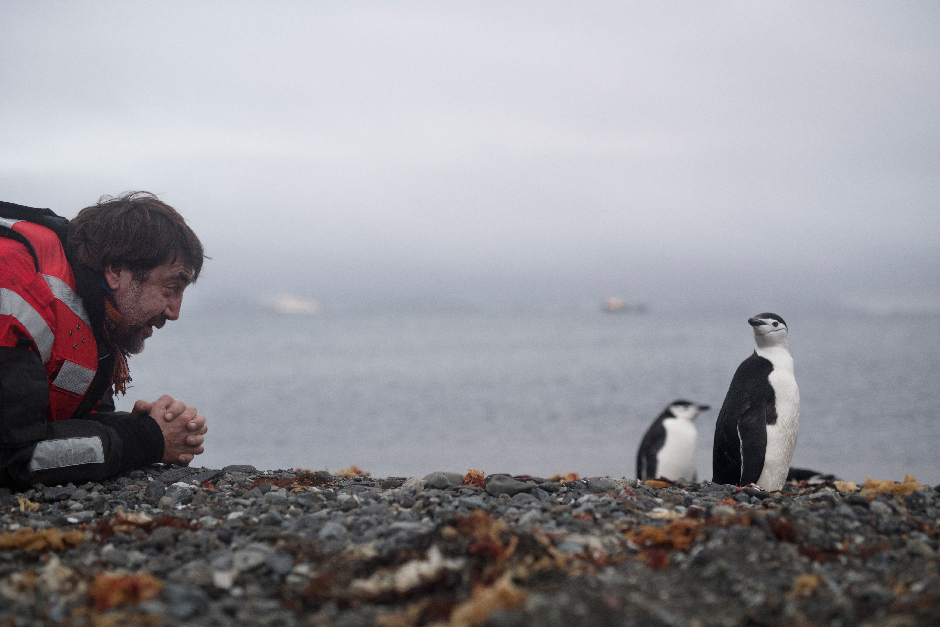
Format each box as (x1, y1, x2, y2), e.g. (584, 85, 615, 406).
(0, 465, 938, 626)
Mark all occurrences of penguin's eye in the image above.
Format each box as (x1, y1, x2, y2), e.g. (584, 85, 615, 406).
(772, 322, 778, 327)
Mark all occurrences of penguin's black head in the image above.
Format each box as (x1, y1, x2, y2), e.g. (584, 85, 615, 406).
(748, 312, 789, 345)
(748, 312, 786, 328)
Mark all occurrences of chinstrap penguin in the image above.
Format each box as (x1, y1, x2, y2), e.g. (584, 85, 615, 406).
(786, 467, 841, 485)
(712, 313, 800, 491)
(637, 400, 711, 483)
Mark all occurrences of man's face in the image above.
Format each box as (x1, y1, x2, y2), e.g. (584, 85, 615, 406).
(105, 259, 192, 354)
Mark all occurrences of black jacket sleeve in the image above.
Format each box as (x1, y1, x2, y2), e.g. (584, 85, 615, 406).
(0, 346, 165, 490)
(0, 345, 50, 445)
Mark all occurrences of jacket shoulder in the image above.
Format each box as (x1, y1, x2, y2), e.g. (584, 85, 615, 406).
(0, 202, 69, 235)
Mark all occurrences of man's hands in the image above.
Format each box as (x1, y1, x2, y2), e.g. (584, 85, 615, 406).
(132, 395, 208, 466)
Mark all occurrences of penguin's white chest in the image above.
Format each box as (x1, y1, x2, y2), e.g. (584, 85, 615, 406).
(756, 348, 800, 490)
(656, 418, 698, 483)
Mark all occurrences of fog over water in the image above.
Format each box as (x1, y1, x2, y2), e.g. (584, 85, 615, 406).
(2, 2, 938, 317)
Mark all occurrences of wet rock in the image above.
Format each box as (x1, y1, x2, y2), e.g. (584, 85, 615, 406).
(423, 471, 465, 489)
(586, 478, 617, 493)
(486, 475, 535, 497)
(162, 584, 210, 620)
(318, 522, 348, 542)
(165, 483, 193, 503)
(144, 480, 166, 502)
(233, 543, 273, 572)
(42, 485, 75, 502)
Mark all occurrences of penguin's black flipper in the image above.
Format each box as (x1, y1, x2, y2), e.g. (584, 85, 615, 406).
(713, 410, 743, 484)
(637, 419, 666, 480)
(738, 403, 770, 485)
(712, 352, 776, 485)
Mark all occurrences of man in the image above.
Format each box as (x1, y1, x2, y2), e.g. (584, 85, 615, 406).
(0, 192, 208, 489)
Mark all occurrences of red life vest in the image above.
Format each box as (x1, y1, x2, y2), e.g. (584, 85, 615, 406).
(0, 218, 99, 421)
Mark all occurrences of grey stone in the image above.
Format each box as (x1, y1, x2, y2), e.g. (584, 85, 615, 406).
(292, 515, 324, 532)
(146, 526, 177, 550)
(532, 488, 553, 502)
(181, 469, 222, 486)
(512, 492, 540, 504)
(42, 485, 75, 502)
(65, 510, 95, 525)
(222, 464, 258, 475)
(162, 584, 209, 620)
(318, 522, 348, 541)
(518, 509, 543, 528)
(265, 552, 295, 576)
(423, 471, 465, 489)
(907, 538, 936, 557)
(458, 496, 488, 509)
(586, 478, 617, 494)
(870, 500, 891, 517)
(263, 492, 289, 507)
(157, 466, 203, 484)
(144, 480, 166, 501)
(101, 545, 129, 567)
(209, 549, 234, 570)
(486, 475, 534, 497)
(388, 521, 432, 534)
(555, 540, 585, 554)
(260, 510, 284, 526)
(538, 482, 562, 493)
(233, 543, 273, 572)
(165, 483, 193, 503)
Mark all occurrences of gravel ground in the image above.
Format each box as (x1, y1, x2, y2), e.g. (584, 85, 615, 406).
(0, 465, 938, 626)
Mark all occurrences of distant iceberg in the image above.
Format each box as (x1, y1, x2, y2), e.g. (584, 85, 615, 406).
(602, 297, 648, 314)
(268, 294, 320, 314)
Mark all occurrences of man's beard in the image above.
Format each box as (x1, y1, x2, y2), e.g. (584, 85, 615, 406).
(112, 281, 160, 355)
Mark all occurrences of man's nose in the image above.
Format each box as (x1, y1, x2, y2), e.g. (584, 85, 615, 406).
(164, 295, 182, 320)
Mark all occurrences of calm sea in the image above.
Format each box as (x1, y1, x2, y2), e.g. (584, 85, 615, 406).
(117, 309, 940, 485)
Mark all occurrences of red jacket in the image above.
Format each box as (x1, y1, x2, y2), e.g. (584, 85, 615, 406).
(0, 217, 99, 421)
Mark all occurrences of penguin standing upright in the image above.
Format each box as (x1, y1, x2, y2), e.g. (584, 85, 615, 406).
(637, 400, 710, 483)
(712, 313, 800, 491)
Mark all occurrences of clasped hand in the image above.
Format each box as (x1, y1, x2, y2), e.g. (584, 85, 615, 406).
(131, 395, 208, 465)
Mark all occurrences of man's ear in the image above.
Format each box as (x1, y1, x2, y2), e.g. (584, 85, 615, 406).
(103, 265, 125, 291)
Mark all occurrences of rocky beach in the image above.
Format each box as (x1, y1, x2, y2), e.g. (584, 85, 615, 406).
(1, 466, 938, 627)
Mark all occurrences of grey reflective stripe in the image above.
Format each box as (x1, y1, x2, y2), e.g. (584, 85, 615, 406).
(28, 437, 105, 471)
(0, 218, 22, 229)
(51, 360, 95, 395)
(0, 288, 54, 363)
(42, 274, 91, 325)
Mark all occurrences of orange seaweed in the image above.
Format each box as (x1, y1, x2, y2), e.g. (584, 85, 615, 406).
(87, 572, 163, 610)
(0, 527, 84, 552)
(627, 518, 702, 551)
(463, 470, 485, 488)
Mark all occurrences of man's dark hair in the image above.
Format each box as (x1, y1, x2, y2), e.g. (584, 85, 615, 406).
(67, 191, 205, 283)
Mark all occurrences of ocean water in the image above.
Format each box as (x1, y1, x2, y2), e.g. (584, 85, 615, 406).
(117, 309, 940, 485)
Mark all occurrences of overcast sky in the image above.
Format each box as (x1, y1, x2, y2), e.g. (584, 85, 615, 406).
(2, 1, 938, 313)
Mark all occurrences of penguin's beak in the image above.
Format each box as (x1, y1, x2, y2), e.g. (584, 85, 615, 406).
(747, 317, 764, 327)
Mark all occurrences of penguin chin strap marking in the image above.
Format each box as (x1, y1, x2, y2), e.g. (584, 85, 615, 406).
(737, 423, 744, 483)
